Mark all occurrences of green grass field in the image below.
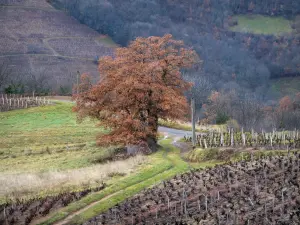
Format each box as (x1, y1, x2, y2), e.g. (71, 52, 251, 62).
(230, 15, 292, 35)
(0, 102, 109, 173)
(0, 102, 148, 202)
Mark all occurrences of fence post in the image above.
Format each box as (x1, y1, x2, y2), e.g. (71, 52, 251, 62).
(231, 128, 234, 147)
(221, 133, 224, 147)
(191, 98, 196, 148)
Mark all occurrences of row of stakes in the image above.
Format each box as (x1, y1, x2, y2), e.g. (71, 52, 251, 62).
(185, 128, 300, 149)
(107, 154, 299, 224)
(0, 95, 52, 111)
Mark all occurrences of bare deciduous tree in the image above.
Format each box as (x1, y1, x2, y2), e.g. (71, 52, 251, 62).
(0, 60, 12, 92)
(182, 72, 212, 108)
(233, 97, 265, 130)
(25, 69, 51, 95)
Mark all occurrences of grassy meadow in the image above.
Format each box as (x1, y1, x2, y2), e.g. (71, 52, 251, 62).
(230, 14, 292, 35)
(0, 102, 108, 173)
(0, 102, 146, 202)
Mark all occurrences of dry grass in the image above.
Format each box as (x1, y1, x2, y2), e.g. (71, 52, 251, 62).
(0, 155, 146, 200)
(158, 119, 226, 132)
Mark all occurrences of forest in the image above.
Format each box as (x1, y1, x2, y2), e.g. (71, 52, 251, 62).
(51, 0, 300, 105)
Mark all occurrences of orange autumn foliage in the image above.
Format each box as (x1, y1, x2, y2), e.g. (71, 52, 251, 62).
(279, 96, 292, 111)
(73, 73, 92, 95)
(209, 91, 220, 103)
(74, 34, 199, 150)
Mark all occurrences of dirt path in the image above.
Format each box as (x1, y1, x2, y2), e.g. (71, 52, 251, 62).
(31, 170, 172, 225)
(31, 140, 175, 225)
(0, 4, 58, 12)
(52, 192, 118, 225)
(0, 53, 95, 61)
(43, 39, 60, 56)
(52, 141, 189, 225)
(172, 140, 193, 170)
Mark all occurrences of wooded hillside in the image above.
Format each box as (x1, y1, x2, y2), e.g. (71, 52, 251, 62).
(52, 0, 300, 105)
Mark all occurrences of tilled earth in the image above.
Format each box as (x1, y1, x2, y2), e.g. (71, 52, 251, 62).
(85, 153, 300, 225)
(0, 184, 105, 225)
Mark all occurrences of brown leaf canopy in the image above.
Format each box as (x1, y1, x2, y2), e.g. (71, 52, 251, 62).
(74, 34, 199, 146)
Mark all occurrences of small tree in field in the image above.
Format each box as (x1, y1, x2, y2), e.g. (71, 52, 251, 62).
(74, 34, 198, 153)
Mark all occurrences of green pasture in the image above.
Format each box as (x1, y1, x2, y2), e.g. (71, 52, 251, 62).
(0, 102, 108, 173)
(230, 14, 292, 35)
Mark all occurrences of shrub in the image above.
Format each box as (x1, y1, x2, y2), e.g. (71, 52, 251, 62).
(89, 147, 125, 164)
(226, 119, 240, 131)
(59, 85, 72, 96)
(107, 172, 126, 177)
(5, 83, 25, 94)
(185, 148, 219, 162)
(216, 112, 229, 125)
(185, 148, 236, 162)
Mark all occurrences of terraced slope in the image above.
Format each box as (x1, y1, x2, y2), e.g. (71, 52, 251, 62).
(0, 0, 115, 92)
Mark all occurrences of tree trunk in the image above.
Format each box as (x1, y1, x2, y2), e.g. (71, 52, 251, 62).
(147, 115, 159, 152)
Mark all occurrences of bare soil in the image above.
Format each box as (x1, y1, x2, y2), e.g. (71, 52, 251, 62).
(84, 153, 300, 224)
(0, 184, 105, 225)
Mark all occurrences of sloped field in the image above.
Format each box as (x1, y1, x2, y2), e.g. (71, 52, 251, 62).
(0, 0, 116, 92)
(230, 15, 293, 35)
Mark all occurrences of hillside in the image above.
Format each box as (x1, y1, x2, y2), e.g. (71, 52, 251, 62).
(0, 0, 116, 94)
(52, 0, 300, 104)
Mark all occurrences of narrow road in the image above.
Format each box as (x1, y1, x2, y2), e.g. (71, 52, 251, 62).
(158, 126, 199, 138)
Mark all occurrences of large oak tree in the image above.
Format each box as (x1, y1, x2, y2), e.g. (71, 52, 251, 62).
(74, 34, 198, 153)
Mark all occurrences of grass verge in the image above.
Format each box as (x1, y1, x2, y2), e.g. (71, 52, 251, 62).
(185, 147, 300, 165)
(0, 102, 129, 203)
(38, 139, 192, 224)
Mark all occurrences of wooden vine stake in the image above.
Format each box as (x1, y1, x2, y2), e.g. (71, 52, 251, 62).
(191, 98, 196, 148)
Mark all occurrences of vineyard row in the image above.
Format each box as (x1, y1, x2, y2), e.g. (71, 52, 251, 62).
(0, 95, 52, 112)
(185, 129, 300, 149)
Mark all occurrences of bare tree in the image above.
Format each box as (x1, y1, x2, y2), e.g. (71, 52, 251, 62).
(233, 97, 264, 130)
(25, 69, 51, 95)
(182, 72, 213, 108)
(0, 60, 12, 92)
